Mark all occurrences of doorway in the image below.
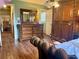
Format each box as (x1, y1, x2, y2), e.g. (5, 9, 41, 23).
(2, 16, 11, 32)
(0, 5, 14, 46)
(0, 5, 13, 33)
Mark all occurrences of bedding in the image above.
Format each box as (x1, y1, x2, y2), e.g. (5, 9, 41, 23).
(55, 38, 79, 59)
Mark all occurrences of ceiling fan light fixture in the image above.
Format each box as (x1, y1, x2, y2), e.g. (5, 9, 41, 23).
(44, 0, 60, 8)
(54, 2, 60, 8)
(45, 2, 54, 8)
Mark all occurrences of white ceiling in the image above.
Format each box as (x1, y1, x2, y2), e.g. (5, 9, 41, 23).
(0, 0, 11, 8)
(20, 0, 46, 5)
(20, 0, 60, 5)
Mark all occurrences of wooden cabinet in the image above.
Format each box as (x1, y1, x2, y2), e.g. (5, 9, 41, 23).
(20, 23, 43, 41)
(51, 0, 79, 42)
(52, 21, 73, 42)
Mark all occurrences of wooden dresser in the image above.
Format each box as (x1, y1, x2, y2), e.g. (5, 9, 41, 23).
(20, 23, 43, 41)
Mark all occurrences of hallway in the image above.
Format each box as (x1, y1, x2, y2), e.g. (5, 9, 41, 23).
(0, 32, 19, 59)
(0, 32, 38, 59)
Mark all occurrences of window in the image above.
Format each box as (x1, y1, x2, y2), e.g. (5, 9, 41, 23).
(40, 12, 46, 24)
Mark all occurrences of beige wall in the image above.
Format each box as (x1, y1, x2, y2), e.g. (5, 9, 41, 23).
(44, 8, 52, 35)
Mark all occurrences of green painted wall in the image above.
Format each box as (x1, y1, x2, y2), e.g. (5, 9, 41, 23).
(12, 0, 46, 40)
(13, 0, 46, 17)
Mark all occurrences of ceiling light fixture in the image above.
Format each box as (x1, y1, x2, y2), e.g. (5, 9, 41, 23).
(3, 5, 7, 8)
(44, 0, 60, 8)
(54, 2, 60, 8)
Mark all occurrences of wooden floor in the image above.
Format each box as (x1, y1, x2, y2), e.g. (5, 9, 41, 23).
(0, 32, 38, 59)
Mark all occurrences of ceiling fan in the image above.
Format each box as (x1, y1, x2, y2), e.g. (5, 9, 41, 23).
(44, 0, 60, 8)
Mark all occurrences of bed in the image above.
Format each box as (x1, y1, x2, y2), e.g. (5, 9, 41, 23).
(55, 38, 79, 59)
